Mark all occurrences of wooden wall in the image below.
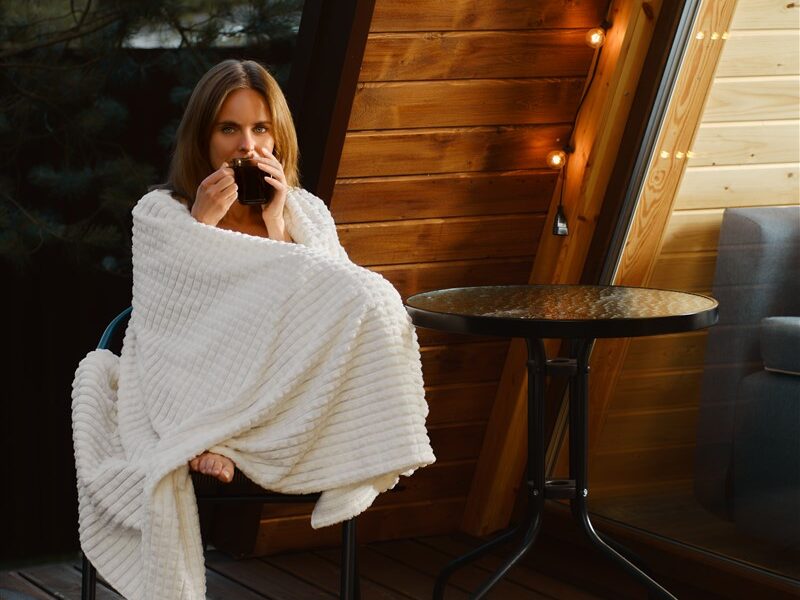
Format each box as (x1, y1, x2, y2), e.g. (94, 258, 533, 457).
(243, 0, 610, 554)
(591, 0, 800, 498)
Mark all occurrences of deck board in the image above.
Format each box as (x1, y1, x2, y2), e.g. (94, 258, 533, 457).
(3, 535, 610, 599)
(0, 570, 55, 599)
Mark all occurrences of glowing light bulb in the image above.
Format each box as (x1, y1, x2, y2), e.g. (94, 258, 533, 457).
(546, 150, 567, 169)
(585, 27, 606, 49)
(660, 150, 670, 159)
(696, 31, 705, 40)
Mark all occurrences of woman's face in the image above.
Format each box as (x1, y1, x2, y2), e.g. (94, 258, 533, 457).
(208, 88, 275, 169)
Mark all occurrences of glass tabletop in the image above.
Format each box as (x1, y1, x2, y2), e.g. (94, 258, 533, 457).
(405, 285, 719, 339)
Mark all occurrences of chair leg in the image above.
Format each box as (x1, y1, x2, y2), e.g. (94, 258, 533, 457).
(340, 518, 360, 600)
(81, 552, 96, 600)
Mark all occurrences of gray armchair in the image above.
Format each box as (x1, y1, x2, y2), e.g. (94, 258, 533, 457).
(694, 206, 800, 547)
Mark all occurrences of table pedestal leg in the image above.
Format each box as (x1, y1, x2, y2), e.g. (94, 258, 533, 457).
(432, 338, 547, 600)
(569, 339, 677, 600)
(433, 338, 678, 600)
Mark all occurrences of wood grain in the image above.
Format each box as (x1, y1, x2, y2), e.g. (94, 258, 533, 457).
(420, 341, 508, 386)
(415, 328, 500, 347)
(429, 422, 487, 461)
(649, 252, 717, 291)
(660, 209, 724, 254)
(703, 76, 800, 122)
(372, 257, 533, 300)
(675, 163, 800, 209)
(0, 571, 55, 599)
(595, 407, 699, 452)
(369, 1, 606, 32)
(338, 124, 572, 177)
(592, 443, 696, 487)
(613, 369, 703, 411)
(716, 30, 800, 77)
(622, 331, 708, 371)
(339, 214, 544, 266)
(425, 382, 497, 426)
(331, 170, 555, 223)
(360, 30, 594, 81)
(730, 0, 800, 30)
(349, 78, 584, 130)
(250, 498, 466, 556)
(689, 120, 800, 166)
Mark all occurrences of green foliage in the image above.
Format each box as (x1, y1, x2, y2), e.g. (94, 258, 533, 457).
(0, 0, 303, 275)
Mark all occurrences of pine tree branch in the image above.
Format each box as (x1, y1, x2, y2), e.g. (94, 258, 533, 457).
(0, 11, 122, 60)
(71, 0, 93, 29)
(0, 56, 102, 71)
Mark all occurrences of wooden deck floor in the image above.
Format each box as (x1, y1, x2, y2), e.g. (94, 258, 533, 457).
(0, 534, 608, 599)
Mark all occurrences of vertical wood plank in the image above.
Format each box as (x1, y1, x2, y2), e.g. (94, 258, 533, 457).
(579, 0, 740, 481)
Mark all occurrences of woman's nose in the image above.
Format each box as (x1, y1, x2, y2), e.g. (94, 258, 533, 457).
(238, 131, 255, 152)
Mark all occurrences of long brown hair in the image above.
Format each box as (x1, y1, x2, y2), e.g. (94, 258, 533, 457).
(160, 59, 300, 206)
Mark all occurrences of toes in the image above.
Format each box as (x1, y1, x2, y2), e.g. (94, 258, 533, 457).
(189, 453, 234, 482)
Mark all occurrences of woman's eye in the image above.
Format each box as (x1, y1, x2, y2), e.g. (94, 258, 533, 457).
(221, 126, 235, 134)
(255, 126, 268, 134)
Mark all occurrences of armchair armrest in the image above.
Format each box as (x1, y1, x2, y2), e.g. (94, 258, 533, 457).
(761, 316, 800, 376)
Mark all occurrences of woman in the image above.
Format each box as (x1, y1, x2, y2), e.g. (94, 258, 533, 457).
(73, 58, 434, 600)
(159, 59, 303, 483)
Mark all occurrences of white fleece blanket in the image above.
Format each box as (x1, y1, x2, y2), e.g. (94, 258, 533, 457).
(71, 187, 435, 600)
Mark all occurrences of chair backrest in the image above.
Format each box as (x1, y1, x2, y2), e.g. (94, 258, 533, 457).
(97, 307, 132, 353)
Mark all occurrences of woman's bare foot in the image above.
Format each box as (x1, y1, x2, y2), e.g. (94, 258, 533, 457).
(189, 452, 235, 483)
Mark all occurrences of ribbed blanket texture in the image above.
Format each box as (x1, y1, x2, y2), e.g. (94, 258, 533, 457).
(71, 188, 435, 599)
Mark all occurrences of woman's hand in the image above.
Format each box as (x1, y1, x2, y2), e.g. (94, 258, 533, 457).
(190, 163, 238, 226)
(253, 146, 291, 241)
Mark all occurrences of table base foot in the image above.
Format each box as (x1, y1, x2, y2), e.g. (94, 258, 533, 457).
(576, 507, 676, 600)
(432, 514, 541, 600)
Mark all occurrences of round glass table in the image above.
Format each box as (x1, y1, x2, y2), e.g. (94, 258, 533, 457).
(405, 284, 719, 600)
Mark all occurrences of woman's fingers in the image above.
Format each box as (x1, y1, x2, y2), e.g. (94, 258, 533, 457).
(200, 165, 233, 189)
(256, 162, 286, 185)
(209, 175, 238, 201)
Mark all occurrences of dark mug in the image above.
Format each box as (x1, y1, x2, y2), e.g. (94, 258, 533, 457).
(231, 157, 275, 206)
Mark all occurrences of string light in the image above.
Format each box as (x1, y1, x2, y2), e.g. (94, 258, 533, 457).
(546, 150, 567, 169)
(547, 15, 611, 237)
(585, 27, 606, 49)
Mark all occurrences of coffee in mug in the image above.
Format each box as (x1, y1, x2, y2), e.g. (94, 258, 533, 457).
(231, 157, 275, 206)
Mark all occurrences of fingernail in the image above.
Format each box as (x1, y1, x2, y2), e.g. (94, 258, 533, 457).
(222, 469, 230, 480)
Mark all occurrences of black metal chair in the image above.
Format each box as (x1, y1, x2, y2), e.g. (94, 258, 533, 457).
(81, 307, 360, 599)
